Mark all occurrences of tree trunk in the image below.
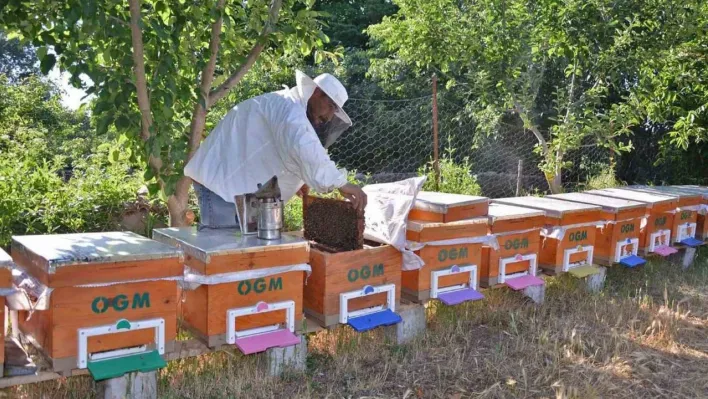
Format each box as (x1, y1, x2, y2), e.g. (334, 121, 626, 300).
(546, 149, 564, 194)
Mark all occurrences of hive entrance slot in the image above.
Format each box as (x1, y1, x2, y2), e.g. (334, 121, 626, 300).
(562, 245, 594, 272)
(78, 318, 167, 380)
(649, 229, 674, 255)
(339, 283, 401, 331)
(227, 300, 299, 355)
(430, 264, 484, 305)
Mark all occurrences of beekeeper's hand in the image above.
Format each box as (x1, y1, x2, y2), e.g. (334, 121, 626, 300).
(338, 183, 367, 213)
(296, 184, 310, 198)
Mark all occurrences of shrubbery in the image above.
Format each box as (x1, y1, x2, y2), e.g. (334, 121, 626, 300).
(0, 76, 148, 248)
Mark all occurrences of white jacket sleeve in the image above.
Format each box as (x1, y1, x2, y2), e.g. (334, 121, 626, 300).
(285, 124, 348, 194)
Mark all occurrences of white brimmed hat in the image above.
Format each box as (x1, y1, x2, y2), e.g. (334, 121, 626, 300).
(296, 70, 352, 126)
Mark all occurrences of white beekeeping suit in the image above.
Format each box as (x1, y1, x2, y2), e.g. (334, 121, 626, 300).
(185, 70, 352, 203)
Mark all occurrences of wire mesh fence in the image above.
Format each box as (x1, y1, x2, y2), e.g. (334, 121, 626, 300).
(331, 90, 613, 198)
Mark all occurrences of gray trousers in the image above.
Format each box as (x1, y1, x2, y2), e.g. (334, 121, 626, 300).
(193, 181, 239, 230)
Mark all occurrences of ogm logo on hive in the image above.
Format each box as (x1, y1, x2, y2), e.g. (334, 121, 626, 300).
(680, 211, 692, 220)
(568, 230, 588, 242)
(348, 264, 384, 282)
(655, 216, 667, 227)
(91, 292, 150, 314)
(504, 238, 528, 250)
(620, 223, 635, 234)
(238, 277, 283, 295)
(438, 247, 469, 262)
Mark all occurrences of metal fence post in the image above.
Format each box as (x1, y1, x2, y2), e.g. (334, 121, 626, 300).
(432, 74, 440, 190)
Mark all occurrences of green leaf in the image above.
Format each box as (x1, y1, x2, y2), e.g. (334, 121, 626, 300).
(111, 149, 120, 163)
(40, 54, 56, 75)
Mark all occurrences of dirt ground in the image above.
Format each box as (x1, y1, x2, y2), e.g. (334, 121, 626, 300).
(7, 248, 708, 398)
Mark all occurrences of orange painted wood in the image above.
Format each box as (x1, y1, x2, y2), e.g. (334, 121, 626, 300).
(539, 225, 597, 269)
(202, 272, 304, 336)
(50, 282, 177, 359)
(406, 220, 488, 242)
(18, 308, 53, 356)
(182, 286, 208, 335)
(184, 246, 309, 275)
(489, 215, 545, 234)
(304, 245, 401, 320)
(403, 243, 483, 293)
(20, 281, 178, 360)
(640, 211, 676, 250)
(594, 218, 642, 260)
(673, 209, 699, 237)
(408, 202, 489, 223)
(0, 297, 4, 365)
(10, 248, 182, 288)
(484, 231, 541, 279)
(559, 209, 603, 226)
(0, 268, 11, 289)
(615, 207, 647, 221)
(698, 214, 708, 240)
(445, 203, 490, 222)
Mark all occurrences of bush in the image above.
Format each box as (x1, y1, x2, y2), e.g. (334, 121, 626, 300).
(580, 164, 624, 191)
(418, 147, 482, 196)
(0, 145, 144, 248)
(0, 76, 147, 248)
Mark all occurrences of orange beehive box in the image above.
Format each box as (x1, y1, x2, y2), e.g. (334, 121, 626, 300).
(586, 188, 679, 254)
(548, 193, 649, 266)
(0, 249, 13, 376)
(305, 244, 402, 329)
(481, 203, 545, 287)
(409, 191, 489, 223)
(153, 227, 309, 350)
(671, 186, 708, 241)
(492, 197, 603, 275)
(403, 217, 489, 303)
(627, 186, 704, 247)
(11, 232, 182, 375)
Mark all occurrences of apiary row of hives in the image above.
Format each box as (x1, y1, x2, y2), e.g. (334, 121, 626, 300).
(0, 185, 704, 382)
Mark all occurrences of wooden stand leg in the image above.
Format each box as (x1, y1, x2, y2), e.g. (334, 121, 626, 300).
(584, 266, 607, 293)
(97, 371, 157, 399)
(682, 247, 697, 270)
(262, 335, 307, 377)
(384, 304, 426, 345)
(522, 284, 545, 305)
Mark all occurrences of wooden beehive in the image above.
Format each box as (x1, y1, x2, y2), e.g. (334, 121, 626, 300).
(409, 191, 489, 223)
(548, 193, 648, 266)
(586, 188, 679, 254)
(627, 186, 703, 246)
(11, 232, 183, 375)
(481, 203, 545, 287)
(153, 227, 308, 348)
(492, 197, 603, 275)
(671, 186, 708, 241)
(306, 243, 401, 328)
(0, 249, 14, 376)
(403, 217, 488, 302)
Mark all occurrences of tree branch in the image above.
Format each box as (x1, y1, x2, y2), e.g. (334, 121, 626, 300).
(128, 0, 152, 142)
(513, 99, 549, 156)
(208, 0, 283, 105)
(128, 0, 163, 172)
(186, 0, 225, 158)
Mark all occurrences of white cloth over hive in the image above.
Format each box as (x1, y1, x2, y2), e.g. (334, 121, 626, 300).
(185, 70, 352, 203)
(362, 177, 427, 271)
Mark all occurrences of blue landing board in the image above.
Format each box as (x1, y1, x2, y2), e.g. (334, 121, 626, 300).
(348, 309, 402, 332)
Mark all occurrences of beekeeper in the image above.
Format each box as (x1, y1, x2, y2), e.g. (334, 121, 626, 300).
(184, 70, 366, 229)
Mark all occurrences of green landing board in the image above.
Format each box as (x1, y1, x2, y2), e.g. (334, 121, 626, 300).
(568, 265, 602, 278)
(87, 350, 166, 381)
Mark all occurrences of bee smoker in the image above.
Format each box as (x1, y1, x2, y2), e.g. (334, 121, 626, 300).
(234, 176, 283, 240)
